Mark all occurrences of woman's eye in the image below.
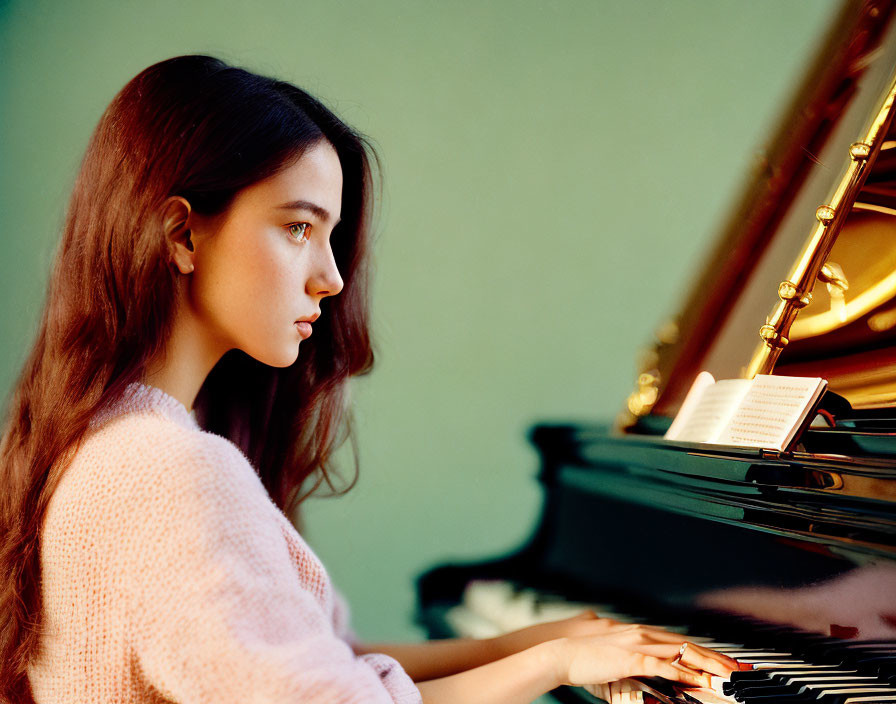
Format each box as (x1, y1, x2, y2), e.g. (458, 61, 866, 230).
(286, 222, 310, 243)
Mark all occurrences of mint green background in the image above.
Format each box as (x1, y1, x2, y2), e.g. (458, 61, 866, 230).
(1, 1, 838, 644)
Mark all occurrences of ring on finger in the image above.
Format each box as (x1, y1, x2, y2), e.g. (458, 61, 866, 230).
(671, 641, 689, 666)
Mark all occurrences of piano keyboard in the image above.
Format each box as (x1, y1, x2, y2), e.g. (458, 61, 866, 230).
(444, 580, 896, 704)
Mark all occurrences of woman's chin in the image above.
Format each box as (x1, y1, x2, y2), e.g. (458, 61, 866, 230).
(247, 344, 301, 369)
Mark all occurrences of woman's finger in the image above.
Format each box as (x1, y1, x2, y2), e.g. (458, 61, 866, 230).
(612, 621, 692, 639)
(682, 642, 739, 676)
(630, 643, 690, 657)
(619, 640, 738, 677)
(605, 624, 700, 644)
(626, 652, 711, 689)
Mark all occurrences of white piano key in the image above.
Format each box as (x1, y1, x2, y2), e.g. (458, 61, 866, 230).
(462, 580, 516, 620)
(678, 687, 737, 703)
(443, 604, 503, 639)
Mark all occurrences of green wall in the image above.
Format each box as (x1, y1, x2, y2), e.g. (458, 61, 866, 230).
(1, 1, 839, 642)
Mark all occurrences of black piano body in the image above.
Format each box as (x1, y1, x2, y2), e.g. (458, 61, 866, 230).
(416, 1, 896, 702)
(417, 423, 896, 701)
(418, 423, 896, 616)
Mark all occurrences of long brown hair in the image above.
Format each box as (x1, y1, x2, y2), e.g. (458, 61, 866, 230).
(0, 55, 378, 702)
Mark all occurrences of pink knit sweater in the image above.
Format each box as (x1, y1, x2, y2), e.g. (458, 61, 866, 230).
(27, 382, 422, 704)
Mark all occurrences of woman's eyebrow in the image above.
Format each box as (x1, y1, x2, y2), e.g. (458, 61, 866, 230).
(276, 199, 340, 225)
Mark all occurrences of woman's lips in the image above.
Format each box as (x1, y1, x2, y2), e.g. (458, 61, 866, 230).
(295, 321, 312, 339)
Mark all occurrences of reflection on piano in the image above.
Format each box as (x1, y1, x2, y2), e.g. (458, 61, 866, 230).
(416, 1, 896, 702)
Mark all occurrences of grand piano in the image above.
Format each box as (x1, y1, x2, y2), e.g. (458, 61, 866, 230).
(416, 1, 896, 702)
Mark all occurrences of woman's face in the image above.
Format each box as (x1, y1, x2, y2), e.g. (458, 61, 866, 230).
(188, 139, 344, 368)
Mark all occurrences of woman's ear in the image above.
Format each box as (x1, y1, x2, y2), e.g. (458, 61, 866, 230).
(161, 196, 195, 274)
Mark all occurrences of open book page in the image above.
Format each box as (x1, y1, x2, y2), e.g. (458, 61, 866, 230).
(665, 375, 752, 443)
(716, 374, 826, 450)
(665, 371, 716, 440)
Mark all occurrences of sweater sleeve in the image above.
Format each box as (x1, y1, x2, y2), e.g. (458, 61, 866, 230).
(110, 426, 421, 704)
(331, 585, 361, 648)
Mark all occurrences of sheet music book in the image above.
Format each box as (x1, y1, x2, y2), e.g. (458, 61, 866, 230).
(664, 371, 827, 451)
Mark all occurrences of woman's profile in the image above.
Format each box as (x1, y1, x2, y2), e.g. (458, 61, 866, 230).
(0, 55, 738, 703)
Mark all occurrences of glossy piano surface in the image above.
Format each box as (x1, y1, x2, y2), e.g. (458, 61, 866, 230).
(417, 420, 896, 614)
(533, 422, 896, 563)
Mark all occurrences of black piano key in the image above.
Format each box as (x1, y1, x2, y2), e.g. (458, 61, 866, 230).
(726, 667, 856, 695)
(849, 655, 896, 676)
(767, 672, 871, 688)
(742, 682, 896, 703)
(729, 665, 845, 683)
(737, 691, 820, 704)
(724, 671, 771, 695)
(735, 677, 880, 700)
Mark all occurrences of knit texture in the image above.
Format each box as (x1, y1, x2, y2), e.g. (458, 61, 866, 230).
(27, 382, 422, 704)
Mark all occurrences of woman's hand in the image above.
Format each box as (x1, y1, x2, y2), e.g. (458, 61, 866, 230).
(550, 626, 738, 689)
(357, 611, 643, 683)
(415, 614, 741, 704)
(490, 609, 627, 658)
(493, 609, 729, 661)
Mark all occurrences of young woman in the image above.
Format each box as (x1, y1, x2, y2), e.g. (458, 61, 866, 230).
(0, 55, 737, 703)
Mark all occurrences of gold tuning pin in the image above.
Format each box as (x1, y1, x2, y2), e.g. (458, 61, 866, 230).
(819, 262, 849, 323)
(818, 261, 848, 290)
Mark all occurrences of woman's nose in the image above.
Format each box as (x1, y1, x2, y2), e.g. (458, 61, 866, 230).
(308, 244, 344, 298)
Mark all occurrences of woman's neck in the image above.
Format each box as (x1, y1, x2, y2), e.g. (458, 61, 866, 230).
(144, 307, 230, 411)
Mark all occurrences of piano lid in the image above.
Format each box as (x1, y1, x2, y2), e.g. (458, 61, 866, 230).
(623, 0, 896, 425)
